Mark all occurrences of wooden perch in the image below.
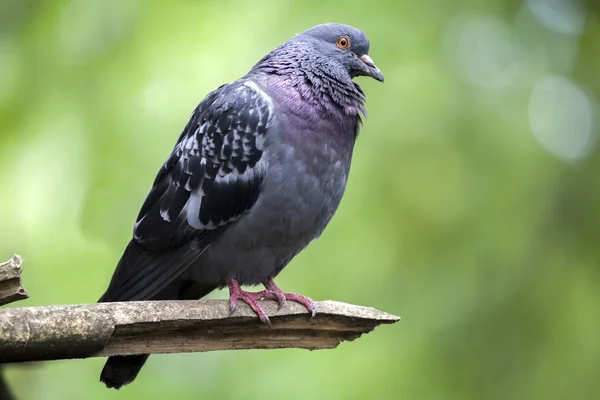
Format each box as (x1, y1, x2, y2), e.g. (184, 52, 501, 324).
(0, 255, 28, 306)
(0, 255, 399, 364)
(0, 300, 398, 363)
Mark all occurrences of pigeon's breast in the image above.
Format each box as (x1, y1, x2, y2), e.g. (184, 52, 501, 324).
(189, 100, 356, 286)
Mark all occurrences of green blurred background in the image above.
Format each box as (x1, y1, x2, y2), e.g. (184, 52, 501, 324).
(1, 0, 599, 399)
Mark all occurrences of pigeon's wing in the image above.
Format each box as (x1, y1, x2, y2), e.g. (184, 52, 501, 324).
(135, 81, 272, 247)
(100, 80, 273, 301)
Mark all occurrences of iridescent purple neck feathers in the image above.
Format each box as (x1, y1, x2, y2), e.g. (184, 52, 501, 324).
(250, 41, 367, 119)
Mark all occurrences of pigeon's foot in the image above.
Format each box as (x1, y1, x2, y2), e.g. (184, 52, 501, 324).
(226, 278, 317, 326)
(262, 278, 317, 318)
(227, 279, 272, 325)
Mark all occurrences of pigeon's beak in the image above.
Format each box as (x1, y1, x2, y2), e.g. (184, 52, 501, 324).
(360, 55, 384, 82)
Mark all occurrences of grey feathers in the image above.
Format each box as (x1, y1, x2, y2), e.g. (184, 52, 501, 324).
(102, 22, 382, 300)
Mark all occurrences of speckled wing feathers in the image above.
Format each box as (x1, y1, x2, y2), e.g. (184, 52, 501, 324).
(133, 81, 272, 250)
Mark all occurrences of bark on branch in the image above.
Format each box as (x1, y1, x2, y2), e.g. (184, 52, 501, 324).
(0, 256, 399, 364)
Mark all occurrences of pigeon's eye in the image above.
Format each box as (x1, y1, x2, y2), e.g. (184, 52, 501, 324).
(336, 36, 350, 49)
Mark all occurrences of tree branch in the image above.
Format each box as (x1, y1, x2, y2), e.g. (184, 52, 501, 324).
(0, 299, 399, 364)
(0, 255, 28, 306)
(0, 255, 399, 364)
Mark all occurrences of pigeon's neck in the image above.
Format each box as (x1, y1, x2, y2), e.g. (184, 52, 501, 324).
(250, 48, 366, 119)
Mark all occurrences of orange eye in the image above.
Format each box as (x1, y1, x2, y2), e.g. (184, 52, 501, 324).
(336, 36, 350, 49)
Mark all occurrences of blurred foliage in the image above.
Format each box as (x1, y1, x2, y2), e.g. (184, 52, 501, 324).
(1, 0, 599, 399)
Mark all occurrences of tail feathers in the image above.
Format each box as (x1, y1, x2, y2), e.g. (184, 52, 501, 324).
(100, 355, 149, 389)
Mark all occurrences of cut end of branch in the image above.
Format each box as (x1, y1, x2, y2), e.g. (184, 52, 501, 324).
(100, 299, 400, 357)
(0, 255, 29, 306)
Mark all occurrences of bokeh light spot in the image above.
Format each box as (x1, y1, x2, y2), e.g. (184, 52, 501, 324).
(528, 75, 596, 161)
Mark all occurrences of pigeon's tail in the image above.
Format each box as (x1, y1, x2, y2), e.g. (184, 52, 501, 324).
(100, 355, 149, 389)
(98, 240, 218, 389)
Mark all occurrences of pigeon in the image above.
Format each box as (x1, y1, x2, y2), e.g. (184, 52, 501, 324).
(98, 22, 383, 389)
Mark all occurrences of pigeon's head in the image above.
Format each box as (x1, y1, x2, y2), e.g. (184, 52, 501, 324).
(296, 23, 384, 83)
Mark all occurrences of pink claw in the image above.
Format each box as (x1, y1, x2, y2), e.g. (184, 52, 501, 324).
(262, 278, 317, 318)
